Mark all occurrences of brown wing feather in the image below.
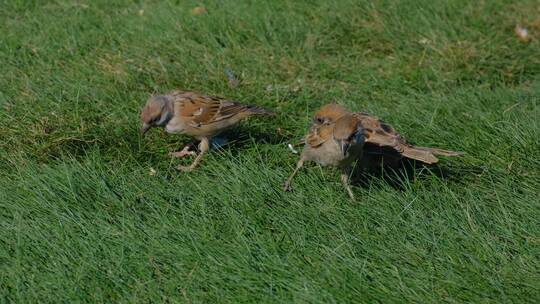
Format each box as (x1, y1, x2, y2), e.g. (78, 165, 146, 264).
(354, 112, 463, 163)
(215, 101, 253, 121)
(354, 113, 406, 149)
(305, 123, 332, 147)
(173, 91, 254, 127)
(333, 114, 362, 141)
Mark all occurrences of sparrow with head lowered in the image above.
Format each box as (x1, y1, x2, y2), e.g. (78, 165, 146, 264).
(284, 112, 365, 199)
(140, 90, 274, 172)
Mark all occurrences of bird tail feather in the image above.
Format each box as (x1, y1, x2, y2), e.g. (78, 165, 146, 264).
(247, 105, 275, 116)
(401, 145, 464, 164)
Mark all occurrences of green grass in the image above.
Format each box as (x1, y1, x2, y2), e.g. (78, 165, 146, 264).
(1, 0, 539, 302)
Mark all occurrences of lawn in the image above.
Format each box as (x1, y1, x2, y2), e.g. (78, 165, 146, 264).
(1, 0, 539, 302)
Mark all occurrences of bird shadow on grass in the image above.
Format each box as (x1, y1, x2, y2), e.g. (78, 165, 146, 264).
(169, 125, 286, 155)
(350, 155, 476, 191)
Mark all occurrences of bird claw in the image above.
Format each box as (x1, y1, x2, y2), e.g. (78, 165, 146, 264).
(169, 149, 197, 158)
(176, 165, 194, 172)
(345, 187, 356, 200)
(283, 182, 293, 192)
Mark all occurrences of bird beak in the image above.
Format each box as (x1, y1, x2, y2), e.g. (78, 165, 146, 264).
(140, 123, 151, 136)
(339, 140, 349, 156)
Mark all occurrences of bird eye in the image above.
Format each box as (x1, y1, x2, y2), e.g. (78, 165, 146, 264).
(313, 117, 325, 124)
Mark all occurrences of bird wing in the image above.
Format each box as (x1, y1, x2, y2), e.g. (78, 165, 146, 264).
(354, 112, 463, 163)
(172, 91, 253, 128)
(353, 112, 407, 153)
(305, 123, 333, 147)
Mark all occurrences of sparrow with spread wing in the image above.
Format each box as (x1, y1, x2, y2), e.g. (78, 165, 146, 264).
(312, 104, 464, 165)
(140, 90, 274, 172)
(284, 113, 365, 199)
(284, 104, 464, 199)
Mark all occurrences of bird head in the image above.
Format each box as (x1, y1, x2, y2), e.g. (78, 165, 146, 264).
(140, 95, 172, 136)
(333, 114, 364, 156)
(312, 103, 349, 125)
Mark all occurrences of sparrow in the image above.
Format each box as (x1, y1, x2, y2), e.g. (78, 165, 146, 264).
(140, 90, 274, 172)
(312, 104, 464, 166)
(284, 113, 365, 199)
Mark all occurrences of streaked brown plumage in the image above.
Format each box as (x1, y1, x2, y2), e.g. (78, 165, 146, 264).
(312, 104, 463, 165)
(284, 113, 365, 199)
(140, 90, 274, 171)
(285, 103, 463, 198)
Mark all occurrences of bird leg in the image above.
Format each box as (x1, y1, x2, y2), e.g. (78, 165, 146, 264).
(168, 143, 197, 158)
(340, 167, 355, 200)
(283, 158, 304, 192)
(176, 138, 209, 172)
